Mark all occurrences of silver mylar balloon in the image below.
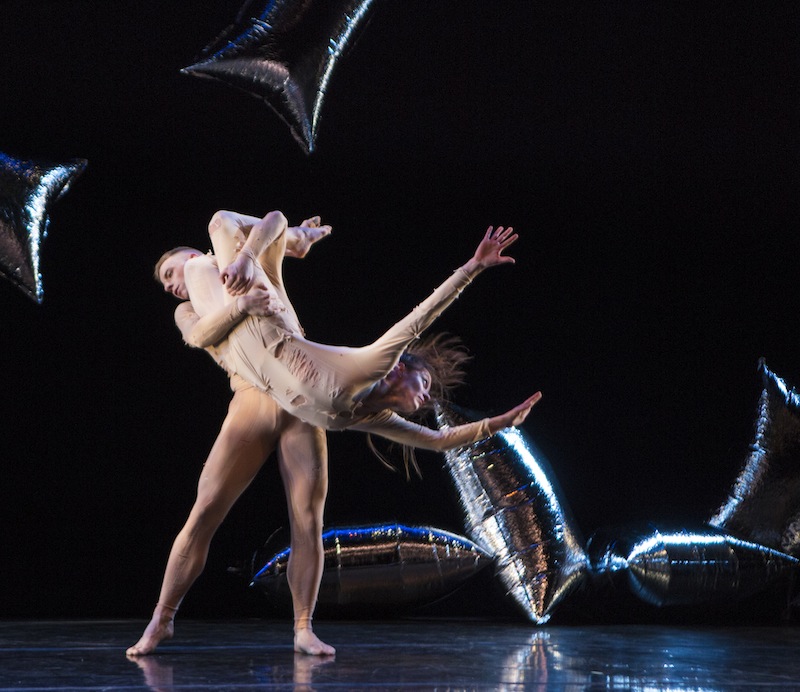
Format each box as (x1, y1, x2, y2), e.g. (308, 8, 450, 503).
(251, 523, 493, 608)
(710, 360, 800, 556)
(436, 404, 588, 624)
(588, 523, 799, 607)
(0, 152, 86, 303)
(181, 0, 376, 153)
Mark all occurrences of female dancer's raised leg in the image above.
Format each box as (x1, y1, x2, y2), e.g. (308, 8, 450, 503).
(126, 386, 282, 656)
(276, 415, 334, 655)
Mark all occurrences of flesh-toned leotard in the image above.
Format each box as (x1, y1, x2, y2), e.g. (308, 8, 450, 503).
(180, 219, 491, 450)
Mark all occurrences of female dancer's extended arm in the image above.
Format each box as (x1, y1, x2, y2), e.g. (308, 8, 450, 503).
(349, 392, 542, 451)
(349, 225, 520, 383)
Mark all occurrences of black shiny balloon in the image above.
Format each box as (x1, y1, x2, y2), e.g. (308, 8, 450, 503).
(587, 523, 799, 607)
(710, 360, 800, 556)
(251, 524, 493, 609)
(437, 404, 588, 624)
(0, 152, 86, 303)
(181, 0, 376, 153)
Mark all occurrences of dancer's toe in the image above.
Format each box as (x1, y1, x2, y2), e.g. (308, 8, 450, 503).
(295, 628, 335, 656)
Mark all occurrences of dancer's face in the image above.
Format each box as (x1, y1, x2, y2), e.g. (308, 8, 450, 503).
(159, 251, 196, 300)
(392, 365, 432, 413)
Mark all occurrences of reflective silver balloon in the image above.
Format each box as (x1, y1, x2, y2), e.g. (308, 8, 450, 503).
(710, 360, 800, 556)
(0, 152, 86, 303)
(181, 0, 376, 153)
(251, 523, 493, 607)
(588, 523, 799, 607)
(437, 404, 588, 623)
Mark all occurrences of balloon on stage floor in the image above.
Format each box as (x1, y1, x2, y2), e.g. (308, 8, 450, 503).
(251, 524, 493, 610)
(0, 152, 86, 303)
(585, 361, 800, 616)
(247, 364, 800, 622)
(587, 522, 800, 607)
(181, 0, 376, 154)
(437, 403, 589, 624)
(710, 359, 800, 557)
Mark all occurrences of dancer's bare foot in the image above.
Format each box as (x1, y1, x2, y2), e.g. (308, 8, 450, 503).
(286, 216, 332, 258)
(126, 605, 176, 656)
(294, 627, 335, 656)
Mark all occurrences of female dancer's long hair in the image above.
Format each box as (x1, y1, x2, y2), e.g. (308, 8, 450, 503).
(366, 332, 472, 479)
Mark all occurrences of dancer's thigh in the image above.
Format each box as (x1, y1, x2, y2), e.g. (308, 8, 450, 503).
(276, 417, 328, 523)
(196, 386, 283, 511)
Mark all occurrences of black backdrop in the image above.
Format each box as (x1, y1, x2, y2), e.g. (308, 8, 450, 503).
(1, 1, 799, 619)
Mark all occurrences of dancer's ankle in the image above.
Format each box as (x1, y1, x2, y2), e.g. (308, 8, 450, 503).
(294, 616, 312, 632)
(155, 602, 179, 620)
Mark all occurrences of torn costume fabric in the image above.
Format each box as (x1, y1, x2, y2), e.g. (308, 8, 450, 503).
(178, 217, 492, 450)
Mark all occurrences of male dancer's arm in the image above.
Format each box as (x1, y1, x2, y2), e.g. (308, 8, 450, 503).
(174, 295, 276, 349)
(179, 255, 282, 349)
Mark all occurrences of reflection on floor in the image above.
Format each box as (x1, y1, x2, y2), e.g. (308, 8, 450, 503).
(1, 619, 799, 690)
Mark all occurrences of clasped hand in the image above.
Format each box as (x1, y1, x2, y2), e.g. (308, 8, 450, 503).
(221, 251, 256, 296)
(238, 284, 286, 317)
(221, 215, 331, 295)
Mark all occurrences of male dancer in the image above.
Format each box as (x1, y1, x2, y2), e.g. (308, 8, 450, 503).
(127, 214, 334, 657)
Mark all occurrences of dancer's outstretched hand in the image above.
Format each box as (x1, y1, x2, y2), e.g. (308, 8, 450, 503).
(487, 392, 542, 434)
(471, 226, 519, 269)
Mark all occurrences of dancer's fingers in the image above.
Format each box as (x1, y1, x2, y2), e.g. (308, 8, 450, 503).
(499, 232, 519, 249)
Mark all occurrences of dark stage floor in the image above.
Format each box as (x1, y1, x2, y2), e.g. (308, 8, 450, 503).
(2, 620, 800, 690)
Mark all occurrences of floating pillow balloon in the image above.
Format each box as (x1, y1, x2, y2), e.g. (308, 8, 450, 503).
(182, 0, 376, 153)
(251, 524, 493, 610)
(710, 360, 800, 557)
(587, 522, 799, 608)
(0, 152, 86, 303)
(437, 404, 588, 624)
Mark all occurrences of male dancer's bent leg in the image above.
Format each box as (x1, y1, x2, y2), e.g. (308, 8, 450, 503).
(127, 387, 282, 656)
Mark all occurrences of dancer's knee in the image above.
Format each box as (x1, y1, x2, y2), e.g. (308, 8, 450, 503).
(262, 209, 288, 231)
(187, 495, 231, 533)
(289, 510, 324, 546)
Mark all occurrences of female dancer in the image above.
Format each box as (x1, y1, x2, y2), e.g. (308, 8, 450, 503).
(128, 218, 335, 658)
(161, 209, 541, 452)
